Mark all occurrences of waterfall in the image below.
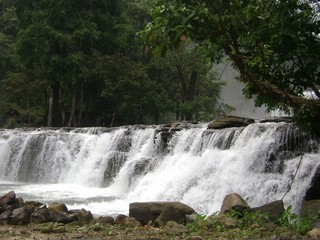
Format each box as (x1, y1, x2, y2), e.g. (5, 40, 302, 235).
(0, 122, 319, 216)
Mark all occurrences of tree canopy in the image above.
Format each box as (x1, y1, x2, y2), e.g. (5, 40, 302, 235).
(0, 0, 230, 128)
(143, 0, 320, 134)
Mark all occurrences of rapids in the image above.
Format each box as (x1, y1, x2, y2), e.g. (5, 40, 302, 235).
(0, 122, 319, 216)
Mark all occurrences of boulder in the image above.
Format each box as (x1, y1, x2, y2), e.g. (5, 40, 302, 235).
(0, 210, 12, 224)
(208, 116, 254, 129)
(10, 207, 30, 225)
(219, 193, 250, 216)
(114, 214, 128, 225)
(51, 211, 77, 224)
(31, 208, 53, 224)
(0, 191, 16, 207)
(76, 208, 94, 225)
(129, 202, 195, 226)
(252, 200, 284, 221)
(48, 202, 68, 213)
(95, 216, 114, 225)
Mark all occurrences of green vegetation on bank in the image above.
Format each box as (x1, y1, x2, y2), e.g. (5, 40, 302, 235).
(185, 206, 315, 239)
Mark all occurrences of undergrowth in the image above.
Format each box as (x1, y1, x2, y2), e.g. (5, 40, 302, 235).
(186, 205, 315, 239)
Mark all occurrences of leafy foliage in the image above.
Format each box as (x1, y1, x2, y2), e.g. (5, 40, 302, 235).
(143, 0, 320, 134)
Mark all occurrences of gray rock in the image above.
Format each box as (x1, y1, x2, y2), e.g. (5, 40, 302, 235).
(0, 209, 12, 224)
(31, 208, 53, 223)
(10, 207, 30, 225)
(0, 191, 16, 207)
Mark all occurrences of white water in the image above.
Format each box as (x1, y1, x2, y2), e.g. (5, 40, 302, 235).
(0, 122, 319, 216)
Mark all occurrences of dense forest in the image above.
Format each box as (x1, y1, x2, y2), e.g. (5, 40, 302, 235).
(1, 0, 319, 133)
(0, 0, 232, 128)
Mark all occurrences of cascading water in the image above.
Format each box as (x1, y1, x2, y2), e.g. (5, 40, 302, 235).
(0, 122, 319, 216)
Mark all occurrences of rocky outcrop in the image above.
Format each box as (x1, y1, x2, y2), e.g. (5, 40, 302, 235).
(0, 192, 92, 225)
(208, 116, 255, 129)
(305, 166, 320, 201)
(129, 202, 195, 226)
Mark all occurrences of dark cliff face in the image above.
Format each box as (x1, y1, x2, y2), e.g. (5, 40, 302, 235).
(305, 167, 320, 201)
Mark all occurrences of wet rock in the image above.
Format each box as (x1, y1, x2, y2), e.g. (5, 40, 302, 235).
(305, 166, 320, 201)
(207, 116, 254, 129)
(260, 117, 292, 123)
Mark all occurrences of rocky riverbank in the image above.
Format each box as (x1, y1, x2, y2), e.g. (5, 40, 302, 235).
(1, 191, 320, 239)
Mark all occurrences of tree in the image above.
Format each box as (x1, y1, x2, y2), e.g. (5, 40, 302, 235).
(14, 0, 123, 127)
(144, 0, 320, 134)
(148, 39, 232, 121)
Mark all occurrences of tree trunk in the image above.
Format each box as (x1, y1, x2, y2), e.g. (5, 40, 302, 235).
(47, 89, 53, 127)
(78, 81, 84, 127)
(47, 82, 60, 127)
(68, 87, 77, 127)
